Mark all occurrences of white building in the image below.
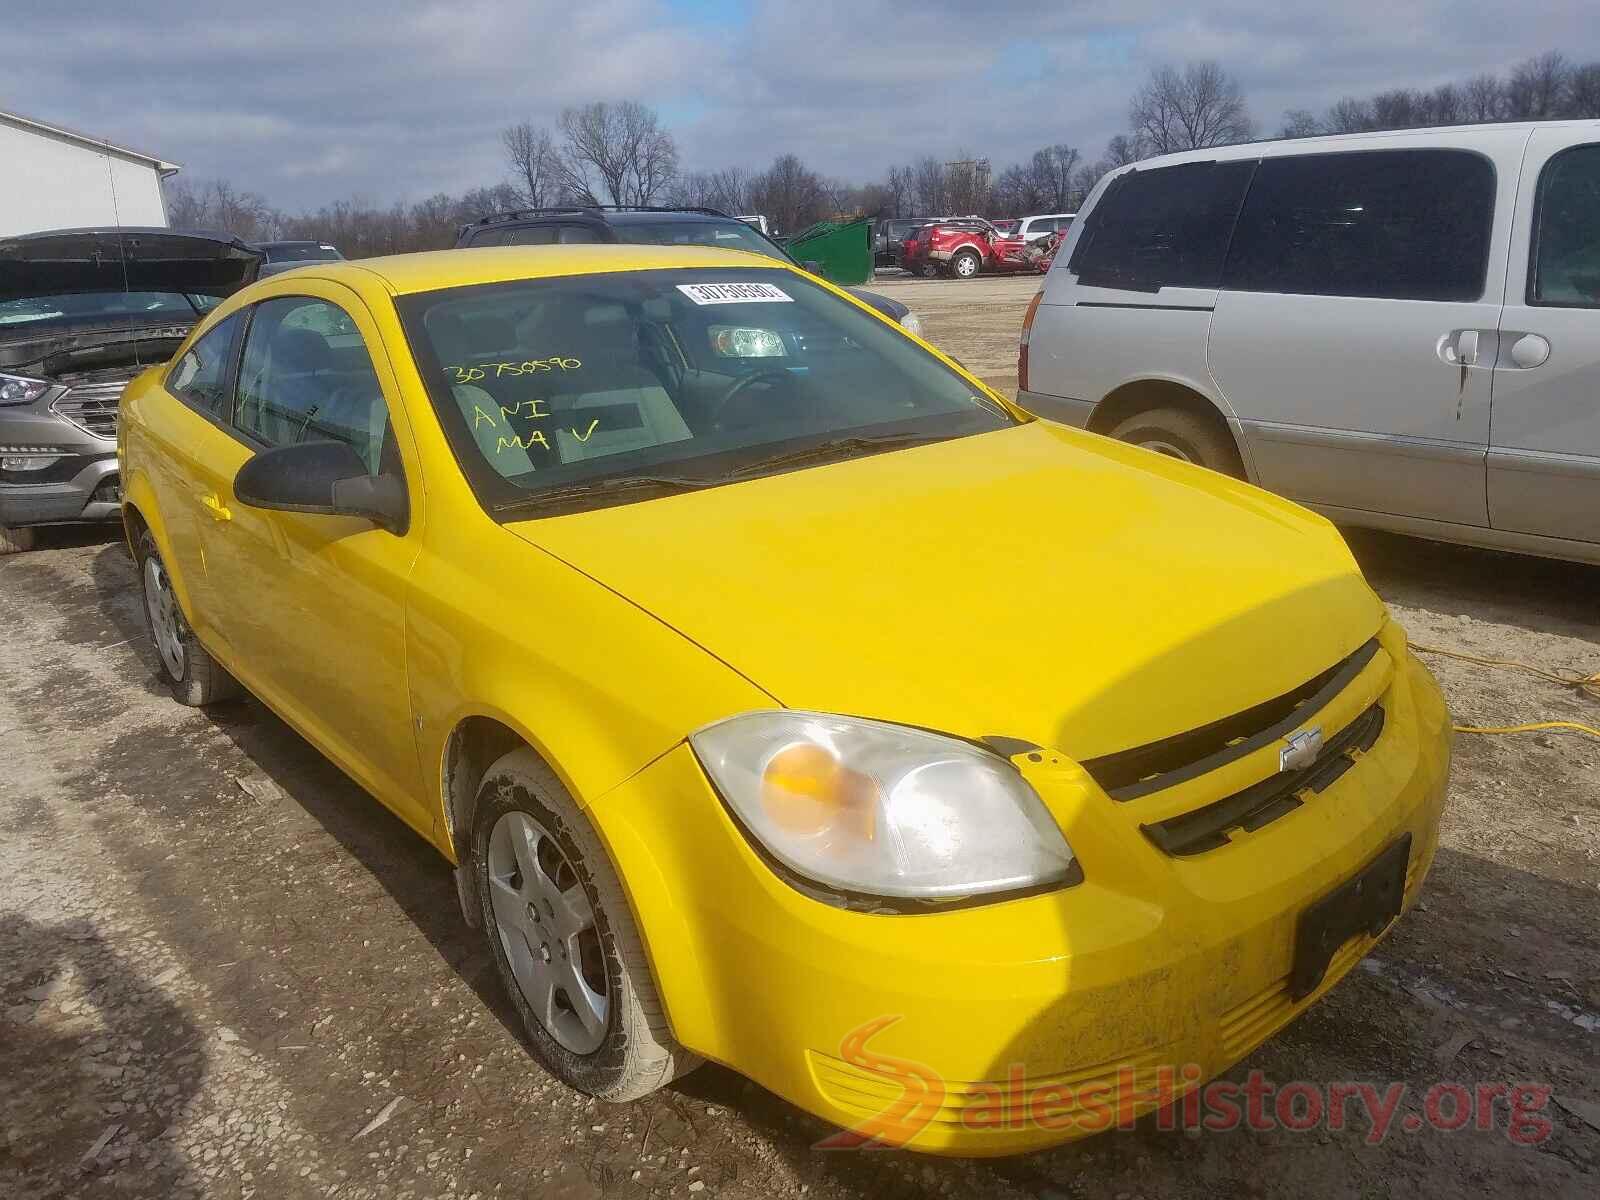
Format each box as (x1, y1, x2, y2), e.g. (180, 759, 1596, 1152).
(1, 109, 178, 237)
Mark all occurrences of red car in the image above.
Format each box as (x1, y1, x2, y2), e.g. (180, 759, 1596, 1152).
(901, 218, 1048, 279)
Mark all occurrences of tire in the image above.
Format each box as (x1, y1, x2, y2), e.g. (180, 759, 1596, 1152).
(0, 525, 36, 556)
(1108, 405, 1245, 478)
(473, 748, 699, 1102)
(951, 249, 982, 279)
(918, 260, 942, 279)
(135, 527, 240, 706)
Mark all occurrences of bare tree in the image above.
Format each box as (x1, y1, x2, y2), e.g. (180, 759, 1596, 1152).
(747, 154, 828, 234)
(1370, 88, 1426, 129)
(1322, 96, 1375, 134)
(943, 154, 992, 214)
(1569, 63, 1600, 118)
(1426, 83, 1466, 125)
(1130, 62, 1253, 154)
(556, 100, 679, 206)
(1462, 74, 1504, 122)
(885, 165, 914, 216)
(502, 122, 560, 208)
(1277, 109, 1322, 139)
(1029, 144, 1080, 211)
(912, 157, 947, 215)
(1506, 52, 1569, 120)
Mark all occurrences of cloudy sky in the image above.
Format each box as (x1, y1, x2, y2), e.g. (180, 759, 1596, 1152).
(8, 0, 1596, 211)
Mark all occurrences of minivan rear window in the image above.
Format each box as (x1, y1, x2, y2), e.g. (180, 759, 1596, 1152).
(1068, 161, 1254, 292)
(1223, 149, 1494, 302)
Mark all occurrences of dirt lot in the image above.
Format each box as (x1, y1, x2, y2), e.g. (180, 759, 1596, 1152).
(3, 276, 1598, 1198)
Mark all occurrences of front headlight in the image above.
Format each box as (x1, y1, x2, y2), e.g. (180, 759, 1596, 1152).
(690, 711, 1074, 902)
(0, 373, 53, 406)
(898, 312, 924, 337)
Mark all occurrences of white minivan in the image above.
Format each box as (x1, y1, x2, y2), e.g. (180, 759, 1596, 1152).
(1014, 212, 1076, 241)
(1020, 120, 1600, 565)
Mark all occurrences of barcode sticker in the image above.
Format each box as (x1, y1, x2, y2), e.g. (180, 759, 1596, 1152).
(676, 281, 794, 305)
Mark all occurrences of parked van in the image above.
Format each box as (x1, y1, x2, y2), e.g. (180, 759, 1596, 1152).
(1020, 120, 1600, 565)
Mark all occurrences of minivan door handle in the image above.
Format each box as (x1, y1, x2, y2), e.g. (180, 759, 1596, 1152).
(1437, 329, 1481, 367)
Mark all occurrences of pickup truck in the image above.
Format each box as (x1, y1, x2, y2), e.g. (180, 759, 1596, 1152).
(901, 218, 1048, 279)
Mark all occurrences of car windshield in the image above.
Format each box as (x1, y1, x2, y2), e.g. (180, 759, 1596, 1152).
(0, 291, 215, 329)
(399, 266, 1018, 516)
(266, 243, 341, 262)
(610, 220, 789, 263)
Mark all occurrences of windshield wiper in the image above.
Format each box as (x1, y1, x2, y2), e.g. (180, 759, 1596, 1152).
(492, 473, 713, 515)
(718, 432, 949, 481)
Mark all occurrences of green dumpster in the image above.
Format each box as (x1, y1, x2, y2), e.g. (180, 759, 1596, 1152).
(785, 217, 874, 286)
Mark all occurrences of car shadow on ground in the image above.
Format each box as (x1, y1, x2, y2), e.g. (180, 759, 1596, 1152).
(1346, 528, 1600, 643)
(0, 912, 210, 1194)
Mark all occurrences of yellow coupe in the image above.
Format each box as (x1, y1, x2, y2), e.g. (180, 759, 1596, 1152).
(118, 244, 1450, 1154)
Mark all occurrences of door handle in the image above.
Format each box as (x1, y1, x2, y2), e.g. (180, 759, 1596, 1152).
(1437, 329, 1481, 366)
(199, 494, 232, 522)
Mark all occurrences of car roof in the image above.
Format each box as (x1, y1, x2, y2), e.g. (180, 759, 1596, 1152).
(1114, 117, 1600, 177)
(299, 243, 795, 297)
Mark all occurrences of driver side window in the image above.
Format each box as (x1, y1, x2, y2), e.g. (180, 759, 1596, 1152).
(235, 297, 391, 475)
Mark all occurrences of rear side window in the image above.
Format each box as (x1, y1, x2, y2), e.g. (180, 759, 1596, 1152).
(167, 312, 244, 418)
(1530, 143, 1600, 308)
(1224, 149, 1494, 302)
(1069, 161, 1254, 292)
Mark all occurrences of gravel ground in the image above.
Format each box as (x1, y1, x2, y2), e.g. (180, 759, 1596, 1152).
(2, 278, 1597, 1197)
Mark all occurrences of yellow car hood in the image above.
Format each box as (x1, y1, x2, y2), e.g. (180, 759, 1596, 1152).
(507, 422, 1383, 760)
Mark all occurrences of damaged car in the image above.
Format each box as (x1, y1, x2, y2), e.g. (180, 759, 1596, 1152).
(0, 228, 262, 553)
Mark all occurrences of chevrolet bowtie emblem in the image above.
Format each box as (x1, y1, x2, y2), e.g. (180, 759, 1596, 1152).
(1280, 727, 1325, 772)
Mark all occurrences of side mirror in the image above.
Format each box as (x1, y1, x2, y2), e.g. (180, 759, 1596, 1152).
(234, 441, 408, 535)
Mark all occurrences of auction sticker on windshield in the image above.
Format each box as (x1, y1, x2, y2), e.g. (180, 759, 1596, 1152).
(677, 281, 794, 305)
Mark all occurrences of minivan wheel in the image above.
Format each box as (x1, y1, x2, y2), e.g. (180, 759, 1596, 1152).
(0, 525, 36, 556)
(473, 748, 699, 1101)
(952, 249, 982, 279)
(1109, 406, 1244, 478)
(135, 528, 240, 706)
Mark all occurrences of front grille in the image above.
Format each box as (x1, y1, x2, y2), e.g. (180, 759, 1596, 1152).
(51, 381, 126, 439)
(1082, 639, 1381, 801)
(1141, 704, 1386, 856)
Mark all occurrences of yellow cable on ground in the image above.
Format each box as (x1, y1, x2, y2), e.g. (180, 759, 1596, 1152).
(1409, 642, 1600, 741)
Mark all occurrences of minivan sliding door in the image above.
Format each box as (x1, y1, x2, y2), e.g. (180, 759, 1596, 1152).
(1207, 139, 1523, 526)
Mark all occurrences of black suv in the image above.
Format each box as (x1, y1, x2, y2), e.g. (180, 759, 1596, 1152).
(454, 207, 917, 333)
(873, 217, 933, 268)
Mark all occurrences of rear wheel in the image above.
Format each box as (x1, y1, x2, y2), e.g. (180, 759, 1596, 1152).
(1108, 405, 1244, 478)
(951, 249, 982, 279)
(474, 748, 699, 1101)
(135, 527, 239, 706)
(0, 525, 36, 556)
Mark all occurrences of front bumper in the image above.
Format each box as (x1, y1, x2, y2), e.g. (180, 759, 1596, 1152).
(591, 629, 1451, 1155)
(0, 452, 120, 527)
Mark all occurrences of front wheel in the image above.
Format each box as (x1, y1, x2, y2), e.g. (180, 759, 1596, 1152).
(951, 249, 982, 279)
(918, 260, 942, 279)
(0, 525, 36, 556)
(136, 527, 240, 706)
(1108, 406, 1245, 478)
(474, 748, 699, 1101)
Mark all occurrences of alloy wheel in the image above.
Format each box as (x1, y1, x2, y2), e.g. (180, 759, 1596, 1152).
(486, 810, 609, 1055)
(1139, 438, 1194, 463)
(142, 555, 186, 679)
